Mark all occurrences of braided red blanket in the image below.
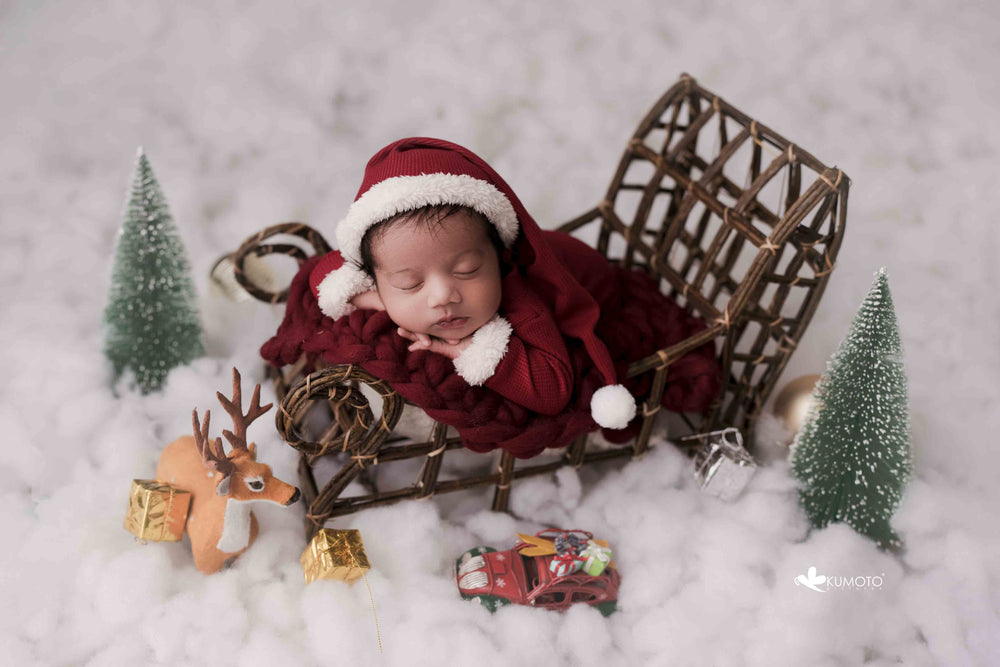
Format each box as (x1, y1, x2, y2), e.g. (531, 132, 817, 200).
(262, 241, 721, 459)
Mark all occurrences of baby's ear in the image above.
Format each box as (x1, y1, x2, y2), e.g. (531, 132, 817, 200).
(350, 289, 386, 311)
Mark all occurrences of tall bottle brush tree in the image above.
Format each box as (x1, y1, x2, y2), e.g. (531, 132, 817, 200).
(103, 149, 204, 393)
(790, 268, 912, 551)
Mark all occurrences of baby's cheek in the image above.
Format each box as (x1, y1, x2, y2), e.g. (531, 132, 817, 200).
(381, 299, 433, 336)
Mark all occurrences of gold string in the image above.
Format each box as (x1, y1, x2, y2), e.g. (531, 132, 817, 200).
(160, 486, 176, 542)
(135, 485, 151, 544)
(760, 237, 780, 255)
(358, 561, 382, 654)
(327, 536, 383, 656)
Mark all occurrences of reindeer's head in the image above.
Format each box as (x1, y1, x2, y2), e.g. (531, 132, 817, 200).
(193, 368, 300, 507)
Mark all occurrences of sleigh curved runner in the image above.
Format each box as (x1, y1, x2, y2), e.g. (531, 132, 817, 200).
(224, 74, 849, 539)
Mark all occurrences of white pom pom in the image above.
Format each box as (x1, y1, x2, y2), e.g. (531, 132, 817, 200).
(316, 264, 374, 321)
(590, 384, 637, 429)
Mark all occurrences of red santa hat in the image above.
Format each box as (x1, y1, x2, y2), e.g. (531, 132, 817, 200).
(313, 137, 636, 430)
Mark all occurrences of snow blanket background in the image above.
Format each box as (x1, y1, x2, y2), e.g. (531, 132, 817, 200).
(2, 1, 999, 665)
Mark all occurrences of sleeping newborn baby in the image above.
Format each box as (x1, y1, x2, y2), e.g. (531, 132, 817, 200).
(308, 137, 637, 429)
(350, 204, 504, 357)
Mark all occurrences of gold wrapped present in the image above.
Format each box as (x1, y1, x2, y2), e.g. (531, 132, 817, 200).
(301, 529, 371, 584)
(124, 479, 191, 543)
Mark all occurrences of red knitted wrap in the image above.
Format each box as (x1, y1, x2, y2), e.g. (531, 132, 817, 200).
(261, 236, 722, 459)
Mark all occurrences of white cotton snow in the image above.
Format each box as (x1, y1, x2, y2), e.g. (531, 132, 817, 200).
(1, 0, 999, 665)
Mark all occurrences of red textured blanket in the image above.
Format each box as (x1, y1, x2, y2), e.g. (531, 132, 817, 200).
(262, 240, 721, 459)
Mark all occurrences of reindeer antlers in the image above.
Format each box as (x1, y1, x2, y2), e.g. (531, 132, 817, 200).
(216, 367, 273, 451)
(192, 407, 234, 475)
(191, 368, 273, 472)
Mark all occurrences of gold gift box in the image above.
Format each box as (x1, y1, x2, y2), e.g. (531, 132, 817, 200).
(301, 529, 371, 584)
(124, 479, 191, 543)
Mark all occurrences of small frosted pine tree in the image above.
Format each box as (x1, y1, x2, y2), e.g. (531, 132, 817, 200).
(790, 268, 912, 551)
(103, 149, 204, 393)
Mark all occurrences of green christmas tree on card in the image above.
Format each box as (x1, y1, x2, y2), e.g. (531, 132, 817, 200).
(790, 268, 912, 551)
(103, 149, 204, 393)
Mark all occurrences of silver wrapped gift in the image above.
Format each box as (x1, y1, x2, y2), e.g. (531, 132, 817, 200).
(680, 427, 757, 501)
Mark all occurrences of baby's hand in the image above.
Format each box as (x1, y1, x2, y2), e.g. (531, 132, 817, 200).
(397, 327, 473, 359)
(350, 289, 385, 311)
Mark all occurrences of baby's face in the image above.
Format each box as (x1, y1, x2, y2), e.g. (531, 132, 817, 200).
(371, 209, 502, 341)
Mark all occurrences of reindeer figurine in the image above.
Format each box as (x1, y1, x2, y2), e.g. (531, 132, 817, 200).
(156, 368, 300, 573)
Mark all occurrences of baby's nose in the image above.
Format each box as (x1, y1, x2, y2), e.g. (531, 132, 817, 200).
(428, 279, 461, 306)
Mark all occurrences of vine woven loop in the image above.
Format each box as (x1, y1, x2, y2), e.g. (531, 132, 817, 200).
(230, 222, 333, 304)
(275, 365, 403, 462)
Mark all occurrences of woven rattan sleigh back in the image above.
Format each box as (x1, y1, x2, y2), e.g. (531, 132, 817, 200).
(229, 74, 848, 538)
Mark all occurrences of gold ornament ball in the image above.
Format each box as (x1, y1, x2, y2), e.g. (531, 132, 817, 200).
(772, 374, 822, 437)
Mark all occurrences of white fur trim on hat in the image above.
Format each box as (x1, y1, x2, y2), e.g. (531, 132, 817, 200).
(336, 173, 519, 263)
(316, 263, 375, 321)
(452, 315, 513, 386)
(590, 384, 637, 429)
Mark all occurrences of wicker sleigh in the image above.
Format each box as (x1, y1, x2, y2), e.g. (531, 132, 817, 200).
(228, 74, 849, 538)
